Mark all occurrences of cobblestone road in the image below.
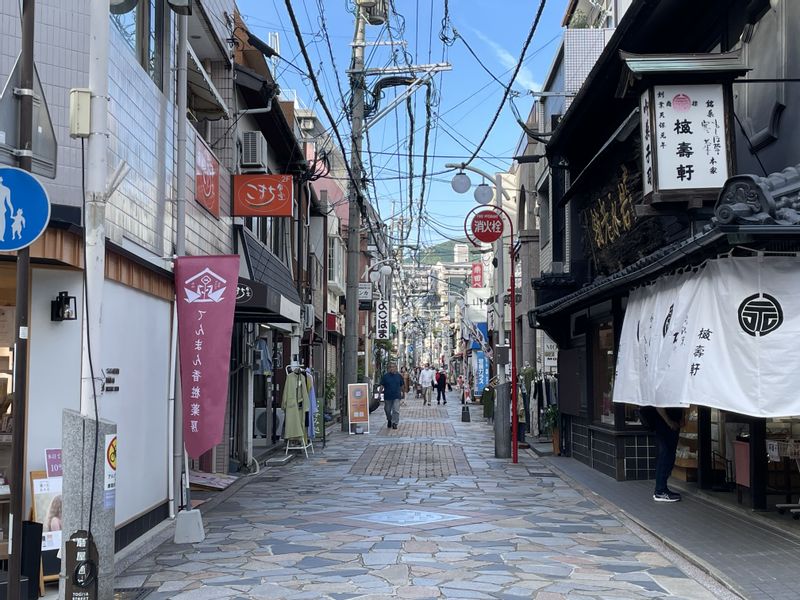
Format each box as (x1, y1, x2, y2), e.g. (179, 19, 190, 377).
(119, 392, 727, 599)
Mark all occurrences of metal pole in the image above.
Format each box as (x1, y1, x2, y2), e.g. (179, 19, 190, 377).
(343, 9, 366, 431)
(9, 0, 34, 594)
(510, 247, 519, 463)
(172, 13, 189, 515)
(82, 0, 110, 417)
(493, 173, 510, 459)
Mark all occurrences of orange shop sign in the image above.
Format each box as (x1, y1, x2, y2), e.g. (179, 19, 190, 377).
(195, 136, 220, 218)
(232, 174, 294, 217)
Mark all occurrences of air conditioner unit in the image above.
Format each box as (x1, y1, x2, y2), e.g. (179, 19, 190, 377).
(302, 303, 315, 330)
(241, 130, 269, 171)
(254, 407, 268, 437)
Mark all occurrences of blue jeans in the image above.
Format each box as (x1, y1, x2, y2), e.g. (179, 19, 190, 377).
(384, 397, 400, 425)
(653, 416, 680, 493)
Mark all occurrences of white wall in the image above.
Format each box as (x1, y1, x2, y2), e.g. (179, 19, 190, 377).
(99, 281, 171, 526)
(27, 268, 84, 505)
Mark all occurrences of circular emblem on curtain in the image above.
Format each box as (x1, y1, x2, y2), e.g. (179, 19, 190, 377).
(738, 293, 783, 337)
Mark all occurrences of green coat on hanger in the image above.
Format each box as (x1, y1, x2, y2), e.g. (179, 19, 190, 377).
(282, 371, 309, 441)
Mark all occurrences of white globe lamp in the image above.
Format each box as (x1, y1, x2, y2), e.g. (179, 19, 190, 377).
(474, 183, 493, 205)
(380, 264, 393, 277)
(451, 172, 471, 194)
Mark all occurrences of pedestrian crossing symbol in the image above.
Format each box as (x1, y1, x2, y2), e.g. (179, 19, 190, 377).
(0, 166, 50, 251)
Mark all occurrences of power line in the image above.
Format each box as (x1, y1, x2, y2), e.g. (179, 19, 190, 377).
(464, 0, 548, 166)
(283, 0, 385, 258)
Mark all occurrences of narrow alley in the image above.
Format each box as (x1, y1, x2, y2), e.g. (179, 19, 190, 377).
(116, 393, 729, 600)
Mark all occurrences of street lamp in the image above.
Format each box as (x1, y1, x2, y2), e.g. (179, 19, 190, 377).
(445, 162, 519, 464)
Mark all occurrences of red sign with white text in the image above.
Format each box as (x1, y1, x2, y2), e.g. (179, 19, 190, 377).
(471, 210, 504, 244)
(471, 263, 483, 288)
(175, 255, 240, 458)
(233, 174, 294, 217)
(195, 136, 220, 218)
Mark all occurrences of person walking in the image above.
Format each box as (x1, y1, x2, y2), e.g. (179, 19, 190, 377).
(400, 366, 411, 406)
(380, 363, 404, 429)
(418, 364, 435, 406)
(436, 369, 448, 405)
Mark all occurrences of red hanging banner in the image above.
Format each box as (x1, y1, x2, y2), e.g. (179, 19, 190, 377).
(175, 255, 240, 458)
(471, 263, 483, 288)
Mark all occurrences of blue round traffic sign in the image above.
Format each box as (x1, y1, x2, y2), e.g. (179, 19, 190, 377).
(0, 167, 51, 251)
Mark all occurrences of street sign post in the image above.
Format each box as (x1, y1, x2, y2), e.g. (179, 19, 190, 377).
(0, 166, 50, 251)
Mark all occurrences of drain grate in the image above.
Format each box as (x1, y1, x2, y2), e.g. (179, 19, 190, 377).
(528, 472, 559, 478)
(114, 588, 155, 600)
(326, 458, 349, 462)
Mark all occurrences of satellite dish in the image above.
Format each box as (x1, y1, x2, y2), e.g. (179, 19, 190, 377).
(110, 0, 139, 14)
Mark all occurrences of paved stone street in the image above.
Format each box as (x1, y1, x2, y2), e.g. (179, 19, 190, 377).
(119, 392, 729, 599)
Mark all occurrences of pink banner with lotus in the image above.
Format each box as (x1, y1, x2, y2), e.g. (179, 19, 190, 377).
(175, 255, 240, 458)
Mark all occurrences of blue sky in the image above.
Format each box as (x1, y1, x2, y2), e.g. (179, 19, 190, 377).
(236, 0, 568, 250)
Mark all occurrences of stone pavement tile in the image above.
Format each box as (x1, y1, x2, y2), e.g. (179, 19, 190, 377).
(121, 392, 726, 600)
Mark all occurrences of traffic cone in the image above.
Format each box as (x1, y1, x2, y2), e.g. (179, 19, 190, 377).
(461, 405, 471, 422)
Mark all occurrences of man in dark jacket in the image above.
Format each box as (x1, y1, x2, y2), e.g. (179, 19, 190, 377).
(380, 363, 404, 429)
(436, 369, 448, 405)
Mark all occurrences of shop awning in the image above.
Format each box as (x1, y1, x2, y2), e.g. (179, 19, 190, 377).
(235, 226, 302, 324)
(235, 277, 286, 322)
(187, 44, 230, 121)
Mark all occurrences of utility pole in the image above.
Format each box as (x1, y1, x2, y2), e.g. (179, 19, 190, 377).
(343, 8, 366, 431)
(9, 1, 34, 596)
(493, 173, 511, 459)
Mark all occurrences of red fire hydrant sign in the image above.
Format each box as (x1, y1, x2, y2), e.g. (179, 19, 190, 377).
(470, 210, 504, 244)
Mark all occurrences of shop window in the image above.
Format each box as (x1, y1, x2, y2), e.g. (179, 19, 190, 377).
(591, 318, 615, 426)
(111, 0, 165, 89)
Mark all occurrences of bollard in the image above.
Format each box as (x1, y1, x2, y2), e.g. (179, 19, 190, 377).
(461, 405, 471, 422)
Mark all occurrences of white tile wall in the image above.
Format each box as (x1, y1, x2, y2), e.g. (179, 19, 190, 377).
(0, 0, 235, 258)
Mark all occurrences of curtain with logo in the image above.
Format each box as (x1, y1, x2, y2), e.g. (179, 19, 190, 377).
(614, 256, 800, 417)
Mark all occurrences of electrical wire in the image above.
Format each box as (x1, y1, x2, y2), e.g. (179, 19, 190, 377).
(283, 0, 386, 258)
(454, 29, 505, 87)
(464, 0, 548, 166)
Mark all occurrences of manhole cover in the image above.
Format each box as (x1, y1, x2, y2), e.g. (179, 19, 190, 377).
(351, 509, 462, 527)
(114, 589, 155, 600)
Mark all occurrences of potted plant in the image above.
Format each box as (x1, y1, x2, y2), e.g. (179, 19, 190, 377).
(543, 405, 560, 456)
(324, 374, 337, 414)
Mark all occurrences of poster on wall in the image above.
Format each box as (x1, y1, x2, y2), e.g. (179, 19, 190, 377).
(104, 434, 117, 509)
(0, 307, 15, 346)
(31, 474, 62, 552)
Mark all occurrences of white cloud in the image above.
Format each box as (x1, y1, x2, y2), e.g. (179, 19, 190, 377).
(471, 28, 540, 92)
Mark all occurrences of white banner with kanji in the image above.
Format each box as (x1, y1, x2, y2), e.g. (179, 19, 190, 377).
(614, 256, 800, 417)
